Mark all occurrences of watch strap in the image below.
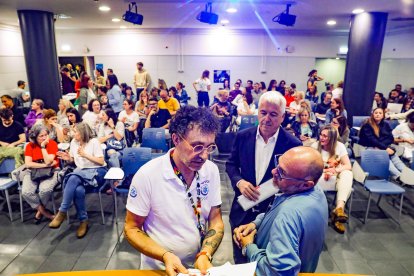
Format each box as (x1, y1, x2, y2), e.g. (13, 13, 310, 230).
(195, 251, 212, 262)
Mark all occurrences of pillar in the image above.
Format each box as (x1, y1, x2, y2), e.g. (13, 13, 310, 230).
(343, 12, 388, 124)
(18, 10, 61, 110)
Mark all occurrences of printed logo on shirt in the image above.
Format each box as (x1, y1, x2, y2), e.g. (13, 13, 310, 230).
(200, 183, 209, 196)
(129, 186, 137, 198)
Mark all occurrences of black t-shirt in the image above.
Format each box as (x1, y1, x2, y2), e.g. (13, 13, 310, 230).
(0, 121, 24, 144)
(315, 102, 331, 115)
(150, 109, 172, 128)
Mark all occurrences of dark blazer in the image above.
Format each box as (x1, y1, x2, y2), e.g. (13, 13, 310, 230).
(226, 126, 302, 228)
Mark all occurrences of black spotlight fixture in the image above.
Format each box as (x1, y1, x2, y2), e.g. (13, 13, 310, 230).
(123, 2, 144, 25)
(273, 3, 296, 27)
(197, 2, 219, 25)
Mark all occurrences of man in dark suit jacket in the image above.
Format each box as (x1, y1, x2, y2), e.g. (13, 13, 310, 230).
(226, 91, 302, 263)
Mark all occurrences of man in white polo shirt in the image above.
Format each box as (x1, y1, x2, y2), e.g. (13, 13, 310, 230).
(125, 106, 224, 276)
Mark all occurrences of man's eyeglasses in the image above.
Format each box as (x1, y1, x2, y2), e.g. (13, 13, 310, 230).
(274, 155, 308, 182)
(179, 135, 217, 154)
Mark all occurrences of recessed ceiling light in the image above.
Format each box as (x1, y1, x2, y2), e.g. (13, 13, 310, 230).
(339, 46, 348, 54)
(327, 20, 336, 26)
(61, 44, 71, 52)
(221, 19, 229, 24)
(112, 18, 120, 22)
(352, 8, 365, 14)
(120, 25, 127, 29)
(226, 8, 237, 13)
(99, 6, 111, 12)
(335, 57, 340, 60)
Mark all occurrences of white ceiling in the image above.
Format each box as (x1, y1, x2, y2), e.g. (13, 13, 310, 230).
(0, 0, 413, 33)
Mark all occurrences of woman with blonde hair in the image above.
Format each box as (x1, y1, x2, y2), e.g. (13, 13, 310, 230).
(135, 91, 150, 143)
(291, 107, 319, 146)
(57, 99, 74, 126)
(312, 125, 353, 234)
(35, 109, 59, 141)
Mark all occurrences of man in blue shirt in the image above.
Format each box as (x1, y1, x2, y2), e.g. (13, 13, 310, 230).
(233, 146, 328, 275)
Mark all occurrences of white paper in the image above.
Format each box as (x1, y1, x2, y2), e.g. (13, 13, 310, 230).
(237, 179, 279, 211)
(178, 261, 257, 276)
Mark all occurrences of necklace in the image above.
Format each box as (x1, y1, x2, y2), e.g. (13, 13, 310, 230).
(169, 150, 205, 242)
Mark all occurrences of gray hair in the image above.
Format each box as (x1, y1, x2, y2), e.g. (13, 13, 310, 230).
(258, 91, 286, 113)
(75, 122, 95, 143)
(29, 124, 49, 145)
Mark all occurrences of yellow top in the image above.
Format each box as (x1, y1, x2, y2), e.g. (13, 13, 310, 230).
(158, 98, 180, 114)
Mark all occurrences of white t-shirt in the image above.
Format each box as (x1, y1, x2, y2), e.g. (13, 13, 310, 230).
(69, 138, 105, 169)
(289, 101, 301, 112)
(118, 110, 139, 127)
(194, 78, 211, 92)
(332, 88, 343, 99)
(311, 141, 348, 164)
(82, 111, 101, 133)
(126, 150, 222, 270)
(97, 121, 125, 139)
(392, 122, 414, 159)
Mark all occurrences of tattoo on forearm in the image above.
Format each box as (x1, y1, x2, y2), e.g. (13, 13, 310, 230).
(202, 230, 224, 254)
(204, 229, 216, 239)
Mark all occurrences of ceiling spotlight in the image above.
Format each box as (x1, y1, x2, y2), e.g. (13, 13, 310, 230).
(123, 2, 144, 25)
(327, 20, 336, 25)
(352, 8, 365, 14)
(273, 4, 296, 27)
(197, 2, 219, 25)
(220, 19, 229, 25)
(99, 6, 111, 12)
(112, 18, 121, 22)
(226, 8, 237, 13)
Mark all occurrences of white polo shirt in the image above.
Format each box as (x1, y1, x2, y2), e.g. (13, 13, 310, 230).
(126, 149, 222, 270)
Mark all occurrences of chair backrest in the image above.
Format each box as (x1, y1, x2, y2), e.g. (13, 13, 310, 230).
(215, 132, 236, 155)
(122, 147, 152, 176)
(151, 152, 166, 159)
(0, 159, 15, 175)
(360, 149, 390, 179)
(239, 115, 258, 130)
(141, 128, 169, 152)
(352, 116, 369, 128)
(388, 119, 400, 130)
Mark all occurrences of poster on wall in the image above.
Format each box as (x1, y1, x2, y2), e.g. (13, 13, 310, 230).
(96, 63, 104, 70)
(214, 70, 230, 84)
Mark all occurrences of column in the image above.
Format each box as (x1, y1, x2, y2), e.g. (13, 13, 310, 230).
(343, 12, 388, 123)
(18, 10, 61, 110)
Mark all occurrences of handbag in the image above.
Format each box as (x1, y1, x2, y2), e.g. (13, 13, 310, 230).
(106, 137, 126, 151)
(30, 167, 54, 182)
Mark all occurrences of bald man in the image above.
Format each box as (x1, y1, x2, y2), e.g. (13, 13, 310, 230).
(233, 147, 328, 276)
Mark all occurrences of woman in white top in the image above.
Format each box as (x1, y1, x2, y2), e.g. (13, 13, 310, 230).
(50, 122, 107, 238)
(193, 69, 211, 107)
(289, 91, 305, 116)
(119, 99, 139, 147)
(236, 92, 256, 125)
(57, 99, 73, 127)
(98, 108, 125, 168)
(311, 125, 353, 234)
(82, 99, 102, 134)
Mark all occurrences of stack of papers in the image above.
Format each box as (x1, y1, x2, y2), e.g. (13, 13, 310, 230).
(178, 261, 257, 276)
(237, 179, 279, 211)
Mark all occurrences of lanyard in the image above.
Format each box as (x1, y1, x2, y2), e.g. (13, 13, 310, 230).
(169, 150, 206, 241)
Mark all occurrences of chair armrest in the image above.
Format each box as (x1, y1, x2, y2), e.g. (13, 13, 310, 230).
(104, 167, 125, 180)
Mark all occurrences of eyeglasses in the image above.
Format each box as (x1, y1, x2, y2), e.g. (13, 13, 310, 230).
(179, 135, 217, 154)
(274, 155, 308, 182)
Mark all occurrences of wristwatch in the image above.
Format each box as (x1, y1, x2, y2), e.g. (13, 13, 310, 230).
(41, 145, 46, 149)
(242, 243, 253, 257)
(195, 251, 213, 262)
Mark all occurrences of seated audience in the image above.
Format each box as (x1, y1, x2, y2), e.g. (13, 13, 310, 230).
(97, 86, 108, 102)
(392, 111, 414, 161)
(315, 92, 332, 119)
(325, 98, 347, 124)
(372, 92, 388, 110)
(107, 74, 123, 116)
(388, 89, 404, 104)
(359, 108, 407, 180)
(236, 92, 256, 125)
(77, 73, 96, 117)
(50, 122, 107, 238)
(0, 108, 25, 168)
(210, 90, 232, 133)
(25, 99, 45, 130)
(123, 86, 136, 104)
(233, 147, 327, 275)
(229, 82, 243, 103)
(98, 108, 125, 168)
(61, 107, 82, 143)
(57, 99, 73, 126)
(291, 107, 319, 146)
(331, 115, 350, 146)
(267, 79, 277, 92)
(22, 125, 59, 222)
(401, 88, 414, 113)
(158, 79, 168, 90)
(284, 86, 295, 107)
(222, 79, 231, 90)
(145, 97, 171, 129)
(251, 82, 264, 108)
(119, 99, 139, 147)
(1, 94, 25, 126)
(260, 81, 267, 93)
(288, 91, 305, 116)
(276, 80, 286, 93)
(175, 82, 189, 107)
(158, 89, 180, 116)
(149, 87, 160, 101)
(311, 125, 353, 234)
(305, 85, 318, 104)
(135, 91, 150, 143)
(82, 99, 102, 134)
(94, 68, 106, 89)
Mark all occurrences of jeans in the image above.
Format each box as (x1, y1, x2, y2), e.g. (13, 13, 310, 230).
(107, 150, 121, 168)
(59, 167, 107, 221)
(390, 154, 406, 177)
(197, 91, 210, 107)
